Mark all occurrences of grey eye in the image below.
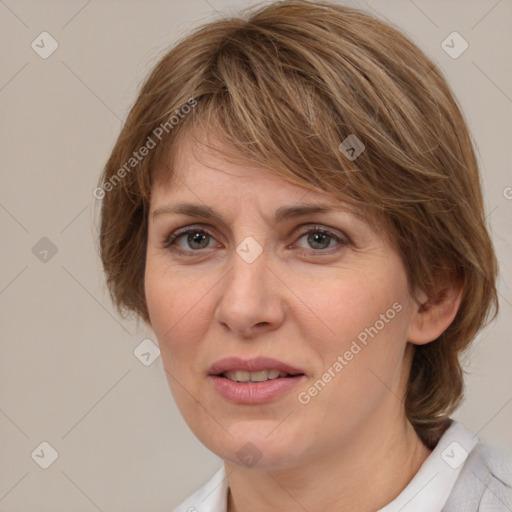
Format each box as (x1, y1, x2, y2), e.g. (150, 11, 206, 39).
(296, 229, 340, 250)
(179, 231, 214, 250)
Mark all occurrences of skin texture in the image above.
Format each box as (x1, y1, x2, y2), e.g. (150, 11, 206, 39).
(144, 129, 461, 512)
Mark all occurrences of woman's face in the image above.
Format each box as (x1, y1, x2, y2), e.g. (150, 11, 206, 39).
(145, 132, 421, 470)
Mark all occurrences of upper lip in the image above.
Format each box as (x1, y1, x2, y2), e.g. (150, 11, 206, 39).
(208, 357, 305, 376)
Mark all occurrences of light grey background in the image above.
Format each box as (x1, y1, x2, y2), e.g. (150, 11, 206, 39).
(1, 0, 511, 510)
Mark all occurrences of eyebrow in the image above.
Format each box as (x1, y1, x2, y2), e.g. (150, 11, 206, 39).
(151, 202, 357, 225)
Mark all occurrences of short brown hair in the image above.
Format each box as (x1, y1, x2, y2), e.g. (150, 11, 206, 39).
(97, 0, 499, 448)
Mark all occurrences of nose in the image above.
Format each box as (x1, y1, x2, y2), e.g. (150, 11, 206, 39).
(214, 245, 286, 338)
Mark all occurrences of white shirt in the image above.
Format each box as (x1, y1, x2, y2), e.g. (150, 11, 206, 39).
(172, 421, 512, 512)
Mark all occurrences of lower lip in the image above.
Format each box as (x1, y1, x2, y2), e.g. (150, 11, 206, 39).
(209, 375, 306, 404)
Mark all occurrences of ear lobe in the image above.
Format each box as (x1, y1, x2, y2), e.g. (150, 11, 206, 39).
(408, 284, 463, 346)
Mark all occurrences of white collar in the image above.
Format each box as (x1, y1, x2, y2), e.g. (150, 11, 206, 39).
(172, 421, 480, 512)
(377, 421, 479, 511)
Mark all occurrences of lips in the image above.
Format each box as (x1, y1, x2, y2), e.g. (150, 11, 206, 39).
(208, 356, 307, 404)
(208, 356, 305, 378)
(207, 357, 306, 403)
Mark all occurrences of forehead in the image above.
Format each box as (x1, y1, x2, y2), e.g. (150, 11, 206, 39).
(149, 128, 396, 249)
(152, 127, 346, 207)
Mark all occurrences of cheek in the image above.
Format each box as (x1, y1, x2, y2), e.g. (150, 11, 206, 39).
(296, 264, 412, 386)
(145, 270, 209, 420)
(292, 274, 412, 433)
(144, 264, 214, 370)
(146, 258, 194, 328)
(302, 266, 409, 340)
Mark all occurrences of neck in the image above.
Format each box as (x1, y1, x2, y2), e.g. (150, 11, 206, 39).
(225, 413, 431, 512)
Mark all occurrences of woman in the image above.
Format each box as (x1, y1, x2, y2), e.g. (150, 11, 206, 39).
(97, 1, 512, 510)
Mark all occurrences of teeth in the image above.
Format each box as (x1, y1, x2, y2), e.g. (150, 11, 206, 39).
(223, 369, 289, 382)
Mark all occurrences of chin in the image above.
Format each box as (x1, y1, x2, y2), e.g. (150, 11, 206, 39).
(196, 422, 306, 470)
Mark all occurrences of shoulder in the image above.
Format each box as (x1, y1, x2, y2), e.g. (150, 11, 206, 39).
(471, 440, 512, 509)
(474, 440, 512, 484)
(443, 436, 512, 511)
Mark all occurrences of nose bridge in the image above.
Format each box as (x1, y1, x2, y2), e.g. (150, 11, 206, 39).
(225, 240, 270, 306)
(215, 239, 284, 335)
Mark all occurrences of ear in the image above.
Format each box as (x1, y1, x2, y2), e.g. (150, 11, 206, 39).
(407, 282, 463, 345)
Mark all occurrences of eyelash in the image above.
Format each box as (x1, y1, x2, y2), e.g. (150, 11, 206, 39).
(161, 224, 349, 257)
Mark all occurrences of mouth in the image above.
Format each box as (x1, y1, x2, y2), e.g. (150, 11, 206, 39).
(219, 369, 304, 382)
(208, 356, 306, 380)
(208, 357, 306, 404)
